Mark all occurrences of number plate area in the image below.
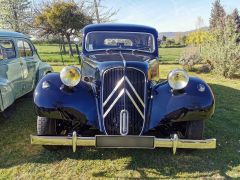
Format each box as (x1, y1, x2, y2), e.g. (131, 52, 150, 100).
(95, 135, 155, 148)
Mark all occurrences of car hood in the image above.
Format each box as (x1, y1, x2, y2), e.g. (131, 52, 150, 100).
(86, 52, 151, 62)
(81, 52, 153, 81)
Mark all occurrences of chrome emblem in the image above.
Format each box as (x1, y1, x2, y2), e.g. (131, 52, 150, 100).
(120, 109, 129, 135)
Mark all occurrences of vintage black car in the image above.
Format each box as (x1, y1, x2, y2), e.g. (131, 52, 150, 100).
(31, 24, 216, 154)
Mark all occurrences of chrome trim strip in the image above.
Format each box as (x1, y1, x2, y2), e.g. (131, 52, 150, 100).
(31, 133, 217, 154)
(91, 84, 104, 132)
(126, 90, 144, 119)
(103, 77, 124, 107)
(103, 89, 124, 118)
(125, 76, 144, 107)
(120, 109, 129, 136)
(101, 67, 147, 135)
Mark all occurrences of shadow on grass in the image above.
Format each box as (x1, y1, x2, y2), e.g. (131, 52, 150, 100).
(0, 83, 239, 178)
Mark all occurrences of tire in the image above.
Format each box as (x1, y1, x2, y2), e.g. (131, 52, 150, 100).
(1, 103, 16, 119)
(185, 120, 204, 140)
(37, 116, 60, 151)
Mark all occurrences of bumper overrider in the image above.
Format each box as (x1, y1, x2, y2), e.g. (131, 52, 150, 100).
(31, 132, 216, 154)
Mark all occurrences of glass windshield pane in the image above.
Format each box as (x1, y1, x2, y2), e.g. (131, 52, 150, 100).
(85, 31, 155, 52)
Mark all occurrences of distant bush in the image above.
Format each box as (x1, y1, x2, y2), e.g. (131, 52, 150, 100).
(179, 46, 202, 71)
(160, 44, 185, 48)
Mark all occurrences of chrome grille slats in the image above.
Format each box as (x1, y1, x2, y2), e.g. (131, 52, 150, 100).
(102, 67, 146, 135)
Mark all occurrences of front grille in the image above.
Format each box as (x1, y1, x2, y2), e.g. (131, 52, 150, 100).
(102, 67, 146, 135)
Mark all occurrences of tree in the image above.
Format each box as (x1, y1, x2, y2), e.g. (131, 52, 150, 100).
(91, 0, 119, 23)
(181, 35, 187, 45)
(166, 39, 175, 46)
(209, 0, 226, 29)
(34, 1, 92, 56)
(232, 8, 240, 33)
(0, 0, 32, 33)
(196, 16, 205, 30)
(162, 35, 167, 42)
(202, 15, 240, 78)
(186, 31, 211, 46)
(175, 32, 182, 45)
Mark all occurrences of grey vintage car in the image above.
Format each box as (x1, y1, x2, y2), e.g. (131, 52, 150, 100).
(0, 30, 52, 116)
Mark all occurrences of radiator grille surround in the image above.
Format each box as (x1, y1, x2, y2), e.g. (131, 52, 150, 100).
(101, 67, 146, 135)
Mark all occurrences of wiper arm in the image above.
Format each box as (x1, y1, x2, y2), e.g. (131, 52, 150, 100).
(105, 47, 125, 53)
(131, 46, 151, 53)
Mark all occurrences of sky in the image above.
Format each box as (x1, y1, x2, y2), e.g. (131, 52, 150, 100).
(101, 0, 240, 32)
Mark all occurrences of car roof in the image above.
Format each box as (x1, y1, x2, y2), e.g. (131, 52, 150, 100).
(0, 30, 28, 38)
(83, 23, 158, 35)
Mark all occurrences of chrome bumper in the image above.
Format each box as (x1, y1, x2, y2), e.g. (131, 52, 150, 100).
(31, 132, 216, 154)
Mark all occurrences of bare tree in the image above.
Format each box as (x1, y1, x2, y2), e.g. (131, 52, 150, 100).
(0, 0, 32, 33)
(196, 16, 205, 30)
(91, 0, 119, 23)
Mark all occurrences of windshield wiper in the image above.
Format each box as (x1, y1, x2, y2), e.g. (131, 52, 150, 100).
(104, 46, 151, 54)
(105, 47, 125, 53)
(131, 46, 151, 53)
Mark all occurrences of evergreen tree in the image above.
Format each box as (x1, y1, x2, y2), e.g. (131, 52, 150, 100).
(202, 15, 240, 78)
(232, 8, 240, 33)
(209, 0, 226, 29)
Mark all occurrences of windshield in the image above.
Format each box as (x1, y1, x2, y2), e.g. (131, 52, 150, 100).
(85, 31, 155, 53)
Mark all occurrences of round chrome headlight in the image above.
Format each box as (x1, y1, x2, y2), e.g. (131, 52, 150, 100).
(168, 69, 189, 90)
(60, 66, 81, 87)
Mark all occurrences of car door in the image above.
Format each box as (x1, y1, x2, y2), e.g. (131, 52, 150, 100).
(17, 39, 38, 94)
(0, 38, 23, 101)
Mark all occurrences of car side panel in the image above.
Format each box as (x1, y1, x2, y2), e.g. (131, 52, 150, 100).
(147, 77, 215, 130)
(0, 37, 23, 111)
(0, 78, 15, 112)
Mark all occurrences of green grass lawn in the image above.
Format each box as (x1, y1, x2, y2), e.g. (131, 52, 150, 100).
(35, 43, 80, 64)
(0, 64, 239, 179)
(35, 43, 184, 64)
(159, 48, 183, 63)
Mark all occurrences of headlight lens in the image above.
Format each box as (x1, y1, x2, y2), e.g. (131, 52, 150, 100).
(60, 66, 81, 87)
(168, 69, 189, 90)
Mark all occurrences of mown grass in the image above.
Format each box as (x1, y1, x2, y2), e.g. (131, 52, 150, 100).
(35, 43, 183, 64)
(0, 63, 239, 179)
(159, 48, 183, 63)
(35, 44, 79, 64)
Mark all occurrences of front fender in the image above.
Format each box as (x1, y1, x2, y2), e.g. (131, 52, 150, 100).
(36, 62, 53, 84)
(148, 77, 215, 130)
(34, 73, 99, 128)
(0, 79, 14, 112)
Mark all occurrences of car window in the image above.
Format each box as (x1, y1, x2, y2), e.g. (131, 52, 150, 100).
(0, 40, 16, 60)
(24, 41, 33, 57)
(85, 31, 155, 53)
(17, 39, 33, 57)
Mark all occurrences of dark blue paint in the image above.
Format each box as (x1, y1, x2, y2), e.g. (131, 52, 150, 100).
(33, 24, 215, 134)
(82, 24, 159, 57)
(147, 77, 215, 131)
(34, 73, 99, 129)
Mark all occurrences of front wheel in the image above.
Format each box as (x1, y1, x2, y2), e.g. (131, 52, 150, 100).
(185, 120, 204, 140)
(37, 116, 61, 151)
